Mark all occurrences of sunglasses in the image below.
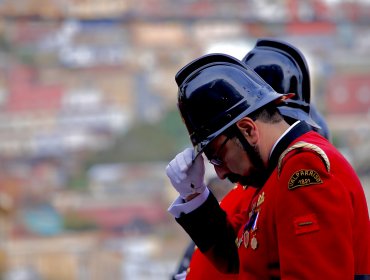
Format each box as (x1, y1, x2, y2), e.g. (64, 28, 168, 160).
(206, 136, 230, 166)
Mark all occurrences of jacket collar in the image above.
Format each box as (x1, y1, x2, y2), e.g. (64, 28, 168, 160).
(268, 121, 312, 173)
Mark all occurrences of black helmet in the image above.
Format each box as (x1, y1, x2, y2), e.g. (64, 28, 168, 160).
(242, 38, 320, 129)
(175, 53, 289, 157)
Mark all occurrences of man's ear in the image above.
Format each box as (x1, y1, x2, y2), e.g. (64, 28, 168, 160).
(236, 117, 258, 144)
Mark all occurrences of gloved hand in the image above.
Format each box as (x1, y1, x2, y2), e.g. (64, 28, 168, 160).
(166, 147, 206, 200)
(173, 270, 187, 280)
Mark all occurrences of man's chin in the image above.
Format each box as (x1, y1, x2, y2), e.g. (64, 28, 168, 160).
(227, 175, 252, 187)
(226, 174, 240, 184)
(227, 174, 266, 188)
(239, 177, 259, 188)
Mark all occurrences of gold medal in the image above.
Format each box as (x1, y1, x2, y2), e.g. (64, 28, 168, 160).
(251, 236, 258, 250)
(243, 231, 249, 248)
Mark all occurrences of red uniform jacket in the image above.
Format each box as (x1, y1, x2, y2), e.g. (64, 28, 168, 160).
(176, 122, 370, 279)
(186, 184, 256, 280)
(236, 131, 370, 279)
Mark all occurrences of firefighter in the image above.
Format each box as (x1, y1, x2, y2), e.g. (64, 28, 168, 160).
(166, 52, 370, 279)
(175, 38, 332, 280)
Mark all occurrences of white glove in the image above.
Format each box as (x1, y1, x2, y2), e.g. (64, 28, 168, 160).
(166, 147, 206, 200)
(174, 270, 187, 280)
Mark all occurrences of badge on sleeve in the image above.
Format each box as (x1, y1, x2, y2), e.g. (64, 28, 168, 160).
(288, 169, 323, 190)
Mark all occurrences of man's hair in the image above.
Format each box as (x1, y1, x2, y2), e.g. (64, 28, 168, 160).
(221, 103, 283, 140)
(249, 103, 283, 124)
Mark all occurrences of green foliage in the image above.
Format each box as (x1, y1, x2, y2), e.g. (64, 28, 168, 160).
(17, 48, 37, 65)
(86, 109, 189, 165)
(63, 212, 98, 231)
(0, 35, 11, 51)
(68, 174, 89, 191)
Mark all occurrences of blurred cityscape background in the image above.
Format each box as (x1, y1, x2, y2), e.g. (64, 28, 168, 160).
(0, 0, 369, 279)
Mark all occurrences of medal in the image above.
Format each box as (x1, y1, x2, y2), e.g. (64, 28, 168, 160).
(256, 192, 265, 207)
(235, 237, 242, 248)
(251, 236, 258, 250)
(243, 192, 264, 251)
(243, 231, 249, 248)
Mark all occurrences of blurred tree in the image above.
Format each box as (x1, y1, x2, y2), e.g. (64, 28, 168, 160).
(68, 173, 89, 191)
(63, 211, 98, 231)
(86, 108, 189, 165)
(66, 109, 189, 191)
(0, 34, 11, 51)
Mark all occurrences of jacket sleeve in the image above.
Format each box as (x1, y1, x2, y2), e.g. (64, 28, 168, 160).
(176, 192, 239, 274)
(275, 151, 355, 279)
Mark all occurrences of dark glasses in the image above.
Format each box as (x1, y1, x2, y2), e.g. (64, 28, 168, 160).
(207, 136, 230, 166)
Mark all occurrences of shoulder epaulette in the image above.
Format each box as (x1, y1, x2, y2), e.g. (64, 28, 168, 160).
(277, 141, 330, 177)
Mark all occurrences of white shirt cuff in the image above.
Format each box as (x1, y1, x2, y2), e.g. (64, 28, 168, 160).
(168, 188, 210, 218)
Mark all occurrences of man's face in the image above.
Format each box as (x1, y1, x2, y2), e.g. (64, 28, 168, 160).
(204, 134, 268, 188)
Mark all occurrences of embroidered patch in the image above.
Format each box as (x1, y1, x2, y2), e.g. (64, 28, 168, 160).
(294, 214, 320, 235)
(288, 169, 323, 190)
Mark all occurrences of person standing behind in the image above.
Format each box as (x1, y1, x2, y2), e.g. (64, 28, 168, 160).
(242, 38, 330, 140)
